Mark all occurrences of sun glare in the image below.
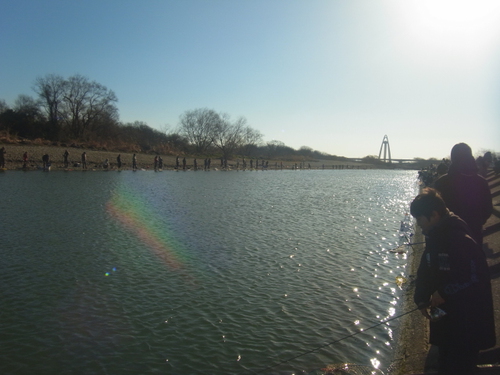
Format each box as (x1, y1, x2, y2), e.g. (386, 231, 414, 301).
(392, 0, 500, 65)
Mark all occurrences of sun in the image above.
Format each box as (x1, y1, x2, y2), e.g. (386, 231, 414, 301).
(422, 0, 494, 26)
(391, 0, 500, 65)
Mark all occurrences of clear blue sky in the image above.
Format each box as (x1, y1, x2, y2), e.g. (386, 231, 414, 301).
(1, 0, 500, 159)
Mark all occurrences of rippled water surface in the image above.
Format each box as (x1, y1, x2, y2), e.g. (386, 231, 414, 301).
(0, 169, 418, 374)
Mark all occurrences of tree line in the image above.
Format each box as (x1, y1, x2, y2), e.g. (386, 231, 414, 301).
(0, 73, 344, 161)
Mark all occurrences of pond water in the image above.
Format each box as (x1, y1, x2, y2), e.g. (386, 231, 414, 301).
(0, 169, 418, 374)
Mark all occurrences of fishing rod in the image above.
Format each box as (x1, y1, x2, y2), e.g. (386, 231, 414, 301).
(405, 234, 425, 252)
(388, 241, 425, 253)
(251, 306, 420, 374)
(407, 241, 425, 246)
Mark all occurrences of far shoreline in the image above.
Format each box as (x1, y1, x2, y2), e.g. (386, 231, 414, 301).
(0, 144, 382, 172)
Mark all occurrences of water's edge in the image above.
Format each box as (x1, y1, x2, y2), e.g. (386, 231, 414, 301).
(389, 227, 428, 374)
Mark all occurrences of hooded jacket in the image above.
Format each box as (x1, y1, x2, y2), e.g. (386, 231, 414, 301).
(414, 212, 495, 349)
(433, 160, 492, 246)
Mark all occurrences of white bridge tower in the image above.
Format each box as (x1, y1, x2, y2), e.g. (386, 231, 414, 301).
(378, 135, 392, 163)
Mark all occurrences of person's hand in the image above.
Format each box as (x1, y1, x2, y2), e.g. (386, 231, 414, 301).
(418, 301, 431, 319)
(430, 291, 445, 307)
(419, 307, 431, 320)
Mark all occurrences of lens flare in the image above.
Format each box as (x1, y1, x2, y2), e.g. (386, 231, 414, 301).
(105, 186, 197, 282)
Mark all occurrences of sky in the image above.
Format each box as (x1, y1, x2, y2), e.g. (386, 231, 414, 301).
(1, 0, 500, 160)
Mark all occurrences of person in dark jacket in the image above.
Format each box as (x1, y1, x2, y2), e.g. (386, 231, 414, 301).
(42, 153, 50, 170)
(411, 188, 495, 375)
(0, 146, 5, 168)
(132, 154, 137, 170)
(81, 152, 87, 170)
(63, 149, 69, 168)
(433, 143, 492, 247)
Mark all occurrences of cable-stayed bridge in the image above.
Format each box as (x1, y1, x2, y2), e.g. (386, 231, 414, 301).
(347, 135, 425, 163)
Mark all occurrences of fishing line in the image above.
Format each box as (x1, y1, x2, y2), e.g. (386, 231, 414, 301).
(251, 306, 420, 374)
(251, 219, 422, 373)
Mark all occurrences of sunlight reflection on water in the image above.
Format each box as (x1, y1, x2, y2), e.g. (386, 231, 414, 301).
(0, 169, 418, 374)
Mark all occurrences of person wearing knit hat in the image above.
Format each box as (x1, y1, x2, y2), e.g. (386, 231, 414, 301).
(411, 188, 495, 374)
(433, 143, 492, 248)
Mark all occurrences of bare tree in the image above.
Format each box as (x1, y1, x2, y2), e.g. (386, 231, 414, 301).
(265, 140, 286, 158)
(0, 95, 46, 138)
(34, 74, 118, 140)
(211, 114, 250, 160)
(33, 74, 65, 131)
(14, 94, 42, 119)
(0, 99, 9, 114)
(178, 108, 263, 158)
(298, 146, 313, 157)
(242, 126, 262, 147)
(178, 108, 220, 153)
(61, 74, 118, 139)
(237, 125, 263, 157)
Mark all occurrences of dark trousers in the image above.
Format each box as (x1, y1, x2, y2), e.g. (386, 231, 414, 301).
(438, 345, 479, 375)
